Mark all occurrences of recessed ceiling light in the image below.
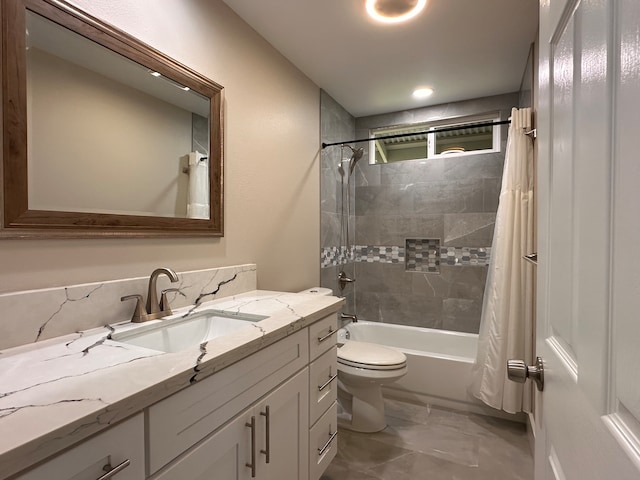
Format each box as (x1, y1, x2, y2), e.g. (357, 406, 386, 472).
(366, 0, 427, 24)
(413, 87, 434, 98)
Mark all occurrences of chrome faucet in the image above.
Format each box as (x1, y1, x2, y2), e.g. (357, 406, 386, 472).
(146, 267, 179, 318)
(340, 313, 358, 323)
(121, 267, 179, 323)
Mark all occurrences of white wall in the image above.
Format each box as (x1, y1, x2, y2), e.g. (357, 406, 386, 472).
(0, 0, 320, 294)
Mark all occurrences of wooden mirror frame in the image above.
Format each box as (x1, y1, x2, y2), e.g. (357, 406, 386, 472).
(0, 0, 224, 238)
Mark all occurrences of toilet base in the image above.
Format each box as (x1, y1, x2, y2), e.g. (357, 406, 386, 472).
(337, 381, 387, 433)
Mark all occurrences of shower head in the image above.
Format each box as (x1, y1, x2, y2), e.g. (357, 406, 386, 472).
(344, 145, 364, 176)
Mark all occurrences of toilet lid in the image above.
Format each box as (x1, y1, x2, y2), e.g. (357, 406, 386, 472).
(338, 341, 406, 370)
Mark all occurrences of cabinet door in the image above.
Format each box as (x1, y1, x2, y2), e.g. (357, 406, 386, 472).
(256, 369, 309, 480)
(153, 370, 309, 480)
(153, 408, 253, 480)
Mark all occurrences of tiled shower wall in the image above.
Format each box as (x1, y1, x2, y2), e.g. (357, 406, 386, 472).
(320, 91, 356, 313)
(351, 93, 518, 333)
(320, 91, 519, 334)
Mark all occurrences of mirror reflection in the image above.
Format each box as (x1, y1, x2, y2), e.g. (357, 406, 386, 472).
(26, 11, 211, 219)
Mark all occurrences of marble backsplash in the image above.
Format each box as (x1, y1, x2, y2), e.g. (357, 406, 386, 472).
(0, 264, 257, 351)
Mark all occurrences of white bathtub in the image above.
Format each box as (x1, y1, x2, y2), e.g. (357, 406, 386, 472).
(340, 321, 483, 413)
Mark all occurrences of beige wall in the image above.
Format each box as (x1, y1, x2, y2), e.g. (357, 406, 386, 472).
(0, 0, 320, 294)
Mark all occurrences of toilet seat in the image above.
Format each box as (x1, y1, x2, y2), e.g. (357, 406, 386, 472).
(337, 341, 407, 371)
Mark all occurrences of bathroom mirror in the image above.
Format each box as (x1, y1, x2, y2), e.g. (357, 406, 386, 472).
(1, 0, 224, 237)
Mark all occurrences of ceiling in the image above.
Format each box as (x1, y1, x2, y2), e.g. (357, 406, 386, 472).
(221, 0, 539, 117)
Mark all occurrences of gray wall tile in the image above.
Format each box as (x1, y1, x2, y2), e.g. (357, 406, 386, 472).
(412, 179, 485, 215)
(411, 266, 487, 300)
(483, 177, 502, 212)
(442, 153, 504, 182)
(355, 214, 444, 246)
(442, 298, 483, 333)
(355, 184, 416, 216)
(443, 213, 496, 246)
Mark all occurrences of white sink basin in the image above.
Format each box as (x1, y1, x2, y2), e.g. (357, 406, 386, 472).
(112, 309, 267, 353)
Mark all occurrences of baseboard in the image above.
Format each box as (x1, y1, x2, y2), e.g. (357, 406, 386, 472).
(527, 411, 536, 455)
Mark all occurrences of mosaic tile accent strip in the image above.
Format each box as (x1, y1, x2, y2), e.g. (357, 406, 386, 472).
(354, 245, 404, 264)
(405, 238, 441, 273)
(321, 246, 355, 268)
(321, 246, 491, 268)
(441, 247, 491, 266)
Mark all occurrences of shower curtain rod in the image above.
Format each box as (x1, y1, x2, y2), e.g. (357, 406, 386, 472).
(321, 119, 512, 149)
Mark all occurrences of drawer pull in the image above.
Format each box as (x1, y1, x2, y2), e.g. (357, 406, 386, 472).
(318, 430, 338, 456)
(246, 416, 256, 477)
(318, 373, 338, 392)
(317, 328, 337, 344)
(260, 406, 271, 464)
(97, 459, 131, 480)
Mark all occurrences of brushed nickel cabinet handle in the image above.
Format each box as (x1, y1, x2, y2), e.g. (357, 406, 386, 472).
(97, 459, 131, 480)
(317, 328, 337, 343)
(245, 416, 256, 477)
(318, 430, 338, 456)
(318, 373, 338, 392)
(260, 406, 271, 463)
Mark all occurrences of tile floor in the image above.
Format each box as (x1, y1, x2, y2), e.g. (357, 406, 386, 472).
(322, 397, 533, 480)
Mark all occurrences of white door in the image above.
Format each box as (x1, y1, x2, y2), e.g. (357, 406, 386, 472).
(536, 0, 640, 478)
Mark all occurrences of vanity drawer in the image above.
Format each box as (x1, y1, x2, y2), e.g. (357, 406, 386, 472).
(148, 329, 308, 474)
(308, 314, 338, 360)
(309, 402, 338, 480)
(309, 346, 338, 426)
(15, 414, 144, 480)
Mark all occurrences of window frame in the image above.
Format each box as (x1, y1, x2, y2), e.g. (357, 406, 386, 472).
(368, 112, 502, 164)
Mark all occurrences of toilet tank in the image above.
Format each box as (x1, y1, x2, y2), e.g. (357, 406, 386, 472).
(298, 287, 333, 296)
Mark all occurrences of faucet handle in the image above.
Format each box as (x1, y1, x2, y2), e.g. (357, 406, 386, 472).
(121, 294, 148, 323)
(160, 288, 180, 315)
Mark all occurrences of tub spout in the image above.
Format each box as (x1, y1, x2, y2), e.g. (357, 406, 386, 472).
(341, 313, 358, 323)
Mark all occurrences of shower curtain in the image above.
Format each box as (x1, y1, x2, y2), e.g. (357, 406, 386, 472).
(469, 107, 534, 414)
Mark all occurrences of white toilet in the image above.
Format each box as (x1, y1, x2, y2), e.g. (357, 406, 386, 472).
(336, 337, 407, 432)
(298, 287, 408, 433)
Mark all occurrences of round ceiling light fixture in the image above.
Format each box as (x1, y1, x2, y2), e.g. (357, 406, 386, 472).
(412, 87, 434, 98)
(366, 0, 427, 24)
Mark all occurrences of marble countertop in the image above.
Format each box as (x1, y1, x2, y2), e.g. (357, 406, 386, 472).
(0, 290, 343, 480)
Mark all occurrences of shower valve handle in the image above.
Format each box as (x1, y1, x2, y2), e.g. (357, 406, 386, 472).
(338, 271, 355, 290)
(338, 272, 355, 282)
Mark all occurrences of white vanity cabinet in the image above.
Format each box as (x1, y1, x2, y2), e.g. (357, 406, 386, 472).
(10, 311, 340, 480)
(147, 329, 309, 475)
(149, 314, 339, 480)
(152, 368, 308, 480)
(15, 414, 145, 480)
(307, 314, 339, 480)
